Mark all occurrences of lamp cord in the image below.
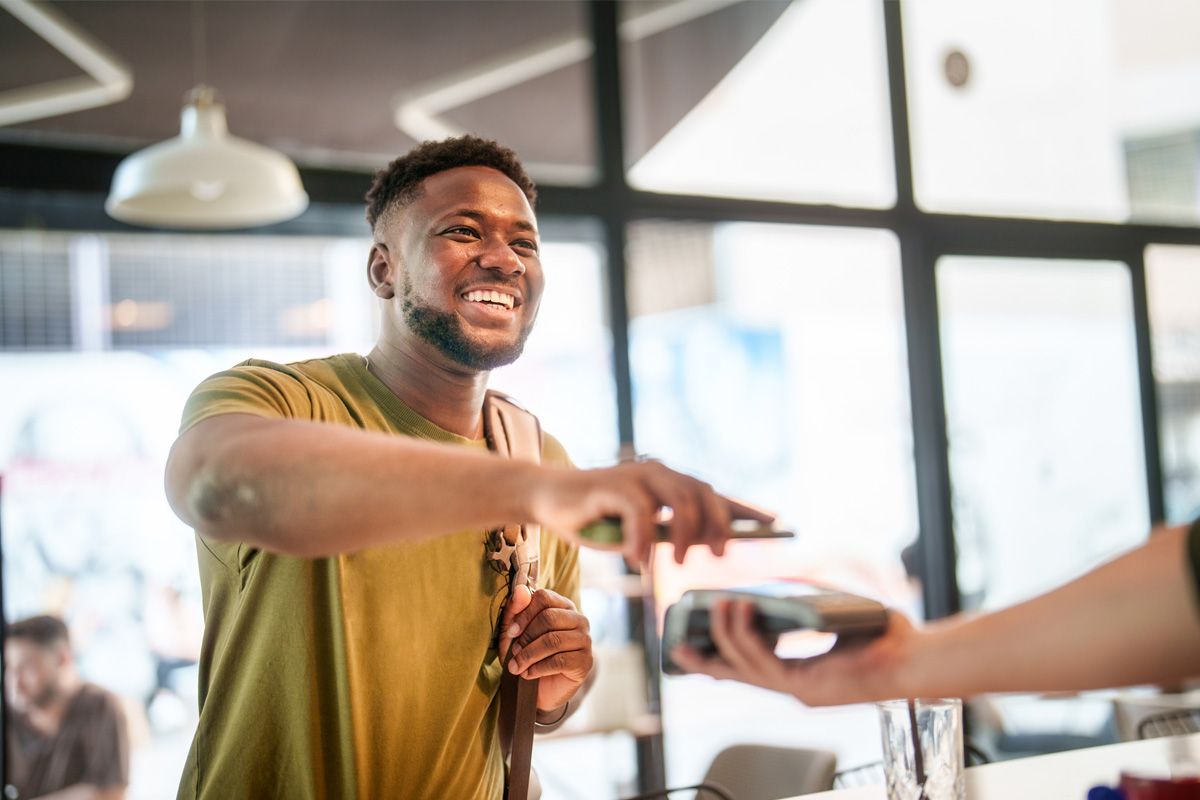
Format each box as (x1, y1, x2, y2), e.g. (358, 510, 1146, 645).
(191, 0, 207, 89)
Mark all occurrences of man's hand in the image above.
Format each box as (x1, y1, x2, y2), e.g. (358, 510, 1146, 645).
(669, 599, 918, 706)
(499, 586, 593, 715)
(530, 460, 776, 566)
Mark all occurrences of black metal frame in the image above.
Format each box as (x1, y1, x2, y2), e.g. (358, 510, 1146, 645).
(3, 0, 1200, 792)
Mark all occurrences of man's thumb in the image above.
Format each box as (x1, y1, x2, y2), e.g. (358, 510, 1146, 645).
(507, 583, 533, 616)
(499, 584, 534, 661)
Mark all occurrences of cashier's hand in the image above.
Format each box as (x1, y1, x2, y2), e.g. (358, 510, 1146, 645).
(669, 599, 919, 707)
(500, 585, 593, 715)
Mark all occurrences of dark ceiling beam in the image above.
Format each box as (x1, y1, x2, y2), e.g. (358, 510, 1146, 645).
(0, 142, 374, 204)
(4, 141, 1200, 255)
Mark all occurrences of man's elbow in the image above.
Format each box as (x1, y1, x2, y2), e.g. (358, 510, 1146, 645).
(165, 437, 264, 542)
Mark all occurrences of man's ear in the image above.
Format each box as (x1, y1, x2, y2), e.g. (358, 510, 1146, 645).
(368, 243, 395, 299)
(54, 642, 72, 670)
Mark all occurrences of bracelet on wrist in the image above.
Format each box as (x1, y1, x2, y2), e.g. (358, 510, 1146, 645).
(534, 703, 569, 727)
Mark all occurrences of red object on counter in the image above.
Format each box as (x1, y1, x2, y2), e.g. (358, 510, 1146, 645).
(1120, 773, 1200, 800)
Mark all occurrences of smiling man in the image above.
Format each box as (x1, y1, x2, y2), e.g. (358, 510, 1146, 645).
(165, 136, 759, 800)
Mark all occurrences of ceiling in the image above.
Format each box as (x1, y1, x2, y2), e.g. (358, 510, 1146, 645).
(0, 0, 789, 186)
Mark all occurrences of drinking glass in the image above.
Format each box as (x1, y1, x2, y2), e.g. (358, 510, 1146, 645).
(877, 698, 965, 800)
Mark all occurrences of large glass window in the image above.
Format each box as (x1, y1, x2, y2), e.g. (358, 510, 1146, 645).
(938, 257, 1150, 612)
(491, 232, 620, 466)
(904, 0, 1200, 224)
(1146, 244, 1200, 524)
(622, 0, 895, 207)
(627, 219, 919, 784)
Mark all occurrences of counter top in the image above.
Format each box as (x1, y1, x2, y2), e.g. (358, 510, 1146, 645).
(796, 732, 1200, 800)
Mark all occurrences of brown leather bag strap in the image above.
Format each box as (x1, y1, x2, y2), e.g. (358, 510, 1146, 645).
(482, 389, 543, 800)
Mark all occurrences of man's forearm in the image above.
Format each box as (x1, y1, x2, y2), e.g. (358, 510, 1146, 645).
(908, 523, 1200, 697)
(167, 414, 543, 557)
(168, 411, 748, 563)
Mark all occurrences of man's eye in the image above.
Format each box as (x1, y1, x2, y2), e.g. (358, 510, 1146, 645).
(513, 240, 538, 254)
(446, 226, 478, 238)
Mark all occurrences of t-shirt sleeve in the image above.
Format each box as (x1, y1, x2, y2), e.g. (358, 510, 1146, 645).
(179, 360, 317, 434)
(178, 361, 318, 568)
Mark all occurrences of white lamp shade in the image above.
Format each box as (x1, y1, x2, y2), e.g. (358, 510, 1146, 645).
(106, 98, 309, 229)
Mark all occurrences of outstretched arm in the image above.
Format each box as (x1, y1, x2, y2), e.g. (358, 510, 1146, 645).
(672, 522, 1200, 704)
(166, 413, 767, 563)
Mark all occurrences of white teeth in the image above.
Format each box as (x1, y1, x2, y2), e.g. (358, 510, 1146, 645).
(464, 289, 514, 309)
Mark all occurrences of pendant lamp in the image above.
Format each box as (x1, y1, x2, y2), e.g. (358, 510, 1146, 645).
(105, 85, 308, 229)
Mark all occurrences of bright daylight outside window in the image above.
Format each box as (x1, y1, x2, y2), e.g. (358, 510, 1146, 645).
(627, 219, 919, 784)
(937, 257, 1149, 611)
(1146, 245, 1200, 524)
(904, 0, 1200, 224)
(623, 0, 895, 208)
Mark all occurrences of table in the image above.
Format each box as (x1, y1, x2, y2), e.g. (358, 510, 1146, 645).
(793, 732, 1200, 800)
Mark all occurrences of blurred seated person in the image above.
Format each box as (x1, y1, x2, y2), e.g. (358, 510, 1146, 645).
(673, 519, 1200, 705)
(5, 615, 130, 800)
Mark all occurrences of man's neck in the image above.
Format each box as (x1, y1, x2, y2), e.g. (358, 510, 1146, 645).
(366, 342, 490, 439)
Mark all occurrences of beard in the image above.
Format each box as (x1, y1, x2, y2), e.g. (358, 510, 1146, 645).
(12, 681, 61, 712)
(401, 277, 533, 371)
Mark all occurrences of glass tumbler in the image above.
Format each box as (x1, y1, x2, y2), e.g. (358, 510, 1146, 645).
(877, 698, 965, 800)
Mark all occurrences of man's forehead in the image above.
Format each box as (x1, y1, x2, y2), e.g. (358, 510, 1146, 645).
(416, 167, 535, 220)
(5, 639, 45, 659)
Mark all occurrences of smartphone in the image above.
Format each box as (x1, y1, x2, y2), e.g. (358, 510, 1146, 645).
(660, 581, 889, 675)
(579, 517, 793, 546)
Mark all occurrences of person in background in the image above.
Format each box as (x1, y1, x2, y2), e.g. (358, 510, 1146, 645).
(673, 520, 1200, 704)
(5, 614, 130, 800)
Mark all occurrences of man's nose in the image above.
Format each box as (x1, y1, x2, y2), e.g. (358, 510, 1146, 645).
(478, 240, 525, 275)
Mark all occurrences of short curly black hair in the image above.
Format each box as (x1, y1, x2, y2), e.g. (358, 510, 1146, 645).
(365, 135, 537, 230)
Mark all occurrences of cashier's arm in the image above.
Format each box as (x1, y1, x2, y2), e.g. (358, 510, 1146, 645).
(165, 413, 745, 561)
(674, 523, 1200, 703)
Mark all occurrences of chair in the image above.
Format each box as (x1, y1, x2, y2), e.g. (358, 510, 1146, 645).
(622, 744, 838, 800)
(1137, 707, 1200, 740)
(832, 740, 991, 789)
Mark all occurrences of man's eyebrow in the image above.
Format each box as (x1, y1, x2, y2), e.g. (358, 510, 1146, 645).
(446, 209, 538, 235)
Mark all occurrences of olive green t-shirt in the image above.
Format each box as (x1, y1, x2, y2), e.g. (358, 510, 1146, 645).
(175, 353, 580, 800)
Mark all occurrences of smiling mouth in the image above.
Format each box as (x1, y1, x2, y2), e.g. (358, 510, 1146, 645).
(462, 289, 516, 310)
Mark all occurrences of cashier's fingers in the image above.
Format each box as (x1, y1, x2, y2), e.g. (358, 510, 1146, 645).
(670, 644, 741, 681)
(670, 601, 779, 688)
(709, 599, 794, 691)
(777, 611, 918, 706)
